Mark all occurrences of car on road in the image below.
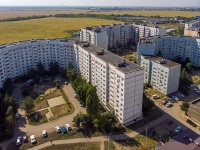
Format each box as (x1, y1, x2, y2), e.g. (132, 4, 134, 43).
(15, 112, 19, 119)
(166, 119, 173, 125)
(175, 126, 182, 133)
(16, 136, 22, 146)
(66, 124, 72, 131)
(186, 119, 197, 127)
(162, 100, 168, 105)
(30, 135, 37, 144)
(61, 126, 67, 133)
(55, 126, 61, 133)
(14, 97, 18, 102)
(42, 130, 48, 138)
(73, 91, 77, 98)
(194, 88, 199, 92)
(23, 135, 28, 143)
(152, 95, 159, 99)
(166, 103, 173, 107)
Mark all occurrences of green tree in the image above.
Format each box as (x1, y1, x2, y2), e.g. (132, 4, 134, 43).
(20, 97, 34, 114)
(180, 102, 189, 115)
(6, 114, 14, 127)
(186, 62, 192, 72)
(86, 86, 99, 121)
(6, 106, 13, 116)
(181, 68, 188, 79)
(67, 68, 77, 82)
(36, 62, 45, 76)
(76, 84, 89, 103)
(49, 61, 60, 76)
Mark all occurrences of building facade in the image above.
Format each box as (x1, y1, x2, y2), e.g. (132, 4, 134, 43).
(184, 20, 200, 37)
(137, 36, 200, 67)
(80, 23, 166, 50)
(74, 41, 144, 125)
(141, 55, 181, 95)
(0, 39, 76, 88)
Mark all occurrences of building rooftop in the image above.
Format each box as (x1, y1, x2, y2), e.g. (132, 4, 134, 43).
(190, 98, 200, 107)
(76, 41, 143, 73)
(142, 55, 180, 68)
(158, 129, 200, 150)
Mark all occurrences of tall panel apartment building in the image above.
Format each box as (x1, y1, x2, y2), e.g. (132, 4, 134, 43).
(74, 41, 144, 125)
(141, 55, 181, 95)
(80, 23, 166, 50)
(0, 39, 75, 88)
(137, 36, 200, 67)
(184, 20, 200, 37)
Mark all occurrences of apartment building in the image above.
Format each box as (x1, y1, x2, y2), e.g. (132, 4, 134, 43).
(80, 23, 166, 50)
(74, 41, 144, 126)
(137, 36, 200, 67)
(0, 39, 75, 88)
(141, 55, 181, 95)
(184, 20, 200, 37)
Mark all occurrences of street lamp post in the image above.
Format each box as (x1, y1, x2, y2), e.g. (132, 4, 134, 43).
(108, 133, 113, 150)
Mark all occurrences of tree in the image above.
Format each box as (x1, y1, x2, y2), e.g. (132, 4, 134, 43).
(180, 102, 189, 115)
(180, 68, 188, 79)
(186, 62, 192, 72)
(86, 86, 99, 121)
(36, 62, 45, 76)
(6, 115, 14, 127)
(76, 84, 89, 103)
(20, 97, 34, 114)
(6, 106, 13, 117)
(49, 61, 60, 76)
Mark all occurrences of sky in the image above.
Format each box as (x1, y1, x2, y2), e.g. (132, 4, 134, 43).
(0, 0, 200, 7)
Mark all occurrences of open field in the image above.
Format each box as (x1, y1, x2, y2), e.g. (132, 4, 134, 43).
(0, 17, 122, 44)
(41, 142, 101, 150)
(0, 9, 87, 19)
(159, 23, 184, 29)
(92, 11, 200, 18)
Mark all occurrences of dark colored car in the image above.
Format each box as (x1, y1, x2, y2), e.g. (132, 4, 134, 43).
(61, 126, 67, 133)
(166, 119, 173, 125)
(186, 119, 197, 127)
(148, 130, 156, 137)
(162, 100, 168, 105)
(23, 135, 28, 143)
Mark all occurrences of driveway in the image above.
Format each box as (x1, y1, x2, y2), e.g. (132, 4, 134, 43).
(0, 83, 85, 150)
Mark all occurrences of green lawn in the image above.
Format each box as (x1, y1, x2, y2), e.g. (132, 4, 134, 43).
(51, 104, 73, 119)
(27, 109, 49, 125)
(41, 142, 101, 150)
(0, 17, 122, 44)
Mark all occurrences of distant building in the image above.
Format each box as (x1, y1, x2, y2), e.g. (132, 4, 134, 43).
(137, 36, 200, 67)
(184, 20, 200, 37)
(80, 23, 166, 50)
(140, 55, 181, 95)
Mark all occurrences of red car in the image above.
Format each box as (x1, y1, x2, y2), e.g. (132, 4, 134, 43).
(166, 119, 173, 125)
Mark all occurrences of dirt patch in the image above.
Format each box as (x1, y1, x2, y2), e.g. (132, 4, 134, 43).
(50, 104, 73, 119)
(47, 96, 66, 107)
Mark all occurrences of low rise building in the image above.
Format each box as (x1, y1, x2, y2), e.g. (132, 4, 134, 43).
(140, 55, 181, 95)
(188, 98, 200, 126)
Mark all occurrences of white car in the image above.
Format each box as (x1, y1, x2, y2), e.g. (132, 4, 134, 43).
(30, 135, 36, 144)
(15, 112, 19, 119)
(42, 130, 47, 138)
(16, 136, 22, 146)
(55, 126, 61, 133)
(152, 95, 159, 99)
(66, 124, 72, 131)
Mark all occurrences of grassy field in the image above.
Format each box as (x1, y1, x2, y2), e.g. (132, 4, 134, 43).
(51, 104, 73, 119)
(93, 10, 200, 17)
(41, 142, 101, 150)
(159, 23, 184, 29)
(0, 17, 122, 44)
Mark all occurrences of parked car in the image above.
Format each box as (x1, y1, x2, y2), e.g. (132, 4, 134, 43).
(166, 119, 173, 125)
(23, 135, 28, 143)
(66, 124, 72, 131)
(175, 126, 182, 133)
(16, 136, 22, 146)
(162, 100, 168, 105)
(186, 119, 197, 127)
(42, 130, 48, 138)
(80, 101, 84, 107)
(152, 95, 159, 99)
(14, 97, 18, 102)
(194, 88, 199, 92)
(166, 103, 173, 107)
(73, 91, 77, 98)
(174, 96, 179, 101)
(148, 130, 156, 137)
(55, 126, 61, 133)
(15, 112, 19, 119)
(61, 126, 67, 133)
(30, 135, 37, 144)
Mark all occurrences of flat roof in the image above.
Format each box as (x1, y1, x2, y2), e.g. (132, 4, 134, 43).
(76, 41, 143, 73)
(142, 55, 180, 68)
(190, 98, 200, 107)
(158, 129, 200, 150)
